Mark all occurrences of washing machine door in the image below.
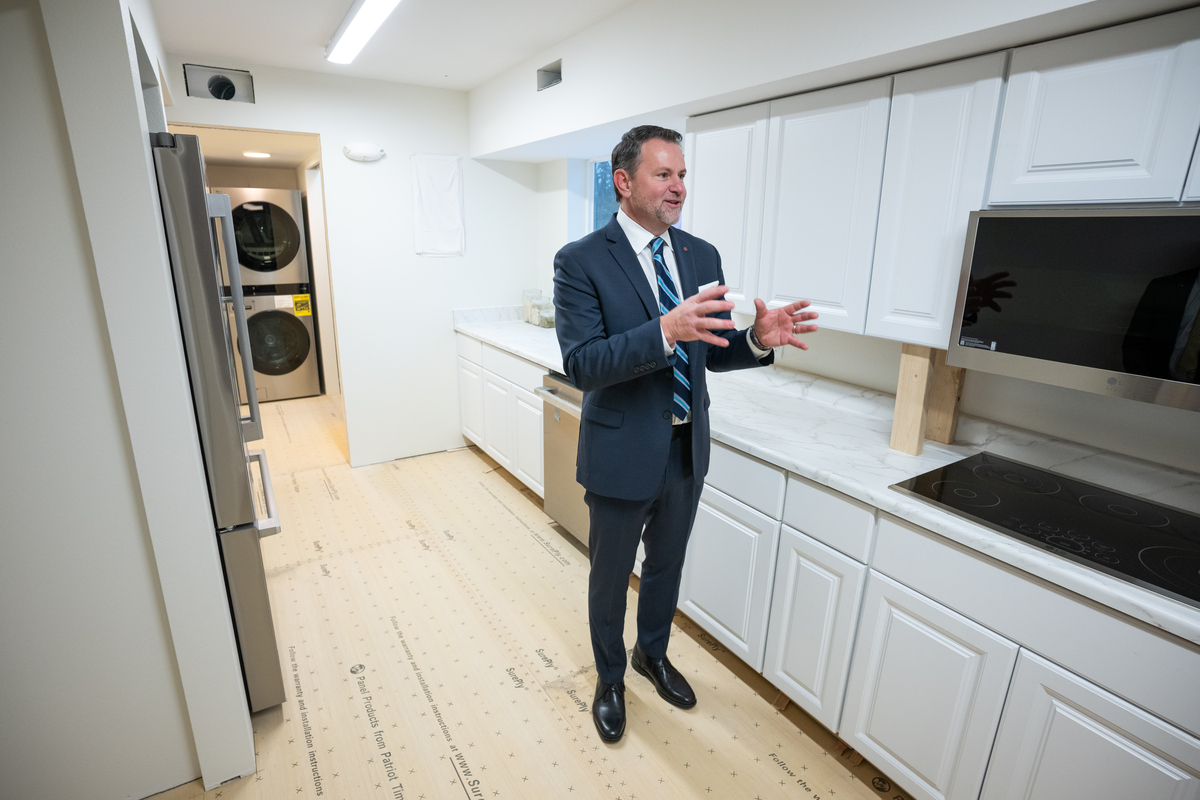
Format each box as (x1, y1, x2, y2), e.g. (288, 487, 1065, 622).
(232, 200, 302, 271)
(247, 309, 311, 375)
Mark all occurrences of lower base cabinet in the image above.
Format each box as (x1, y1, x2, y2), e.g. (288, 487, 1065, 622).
(762, 524, 866, 733)
(678, 485, 780, 671)
(840, 571, 1019, 800)
(981, 650, 1200, 800)
(512, 384, 544, 497)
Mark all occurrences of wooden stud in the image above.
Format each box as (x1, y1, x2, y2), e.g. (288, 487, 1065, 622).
(772, 690, 791, 712)
(926, 349, 966, 445)
(890, 344, 936, 455)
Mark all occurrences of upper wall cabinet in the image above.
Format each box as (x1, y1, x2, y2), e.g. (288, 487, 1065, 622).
(683, 103, 770, 315)
(989, 7, 1200, 205)
(866, 53, 1007, 349)
(759, 78, 892, 334)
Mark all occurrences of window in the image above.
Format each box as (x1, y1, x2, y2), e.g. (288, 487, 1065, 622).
(588, 160, 620, 233)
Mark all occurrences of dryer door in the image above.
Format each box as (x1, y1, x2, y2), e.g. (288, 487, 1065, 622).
(232, 201, 302, 275)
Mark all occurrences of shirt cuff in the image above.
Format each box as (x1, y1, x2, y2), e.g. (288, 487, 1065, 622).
(661, 322, 674, 356)
(747, 327, 772, 358)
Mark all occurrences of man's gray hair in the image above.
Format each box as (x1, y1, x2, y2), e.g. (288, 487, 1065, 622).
(610, 125, 683, 203)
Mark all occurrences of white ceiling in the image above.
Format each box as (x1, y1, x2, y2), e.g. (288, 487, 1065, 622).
(150, 0, 637, 91)
(168, 123, 321, 168)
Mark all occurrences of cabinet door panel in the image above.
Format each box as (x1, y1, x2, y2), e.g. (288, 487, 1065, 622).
(459, 357, 483, 446)
(841, 571, 1018, 800)
(763, 525, 866, 733)
(866, 53, 1006, 348)
(990, 7, 1200, 204)
(981, 651, 1200, 800)
(512, 384, 544, 498)
(760, 78, 891, 334)
(683, 103, 769, 314)
(679, 486, 780, 671)
(482, 370, 513, 470)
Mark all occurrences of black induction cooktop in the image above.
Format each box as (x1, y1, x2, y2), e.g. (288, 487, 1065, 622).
(891, 452, 1200, 610)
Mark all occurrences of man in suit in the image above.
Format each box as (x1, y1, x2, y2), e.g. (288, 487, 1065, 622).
(553, 125, 819, 742)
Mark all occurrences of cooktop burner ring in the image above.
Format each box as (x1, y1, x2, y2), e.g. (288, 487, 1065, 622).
(1079, 494, 1172, 529)
(931, 480, 1001, 507)
(1138, 546, 1200, 593)
(972, 462, 1062, 495)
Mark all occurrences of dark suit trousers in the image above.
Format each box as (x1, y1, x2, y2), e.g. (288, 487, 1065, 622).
(584, 431, 704, 684)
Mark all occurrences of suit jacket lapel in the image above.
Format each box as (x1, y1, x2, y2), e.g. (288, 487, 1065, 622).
(669, 227, 699, 300)
(606, 216, 657, 319)
(669, 227, 705, 373)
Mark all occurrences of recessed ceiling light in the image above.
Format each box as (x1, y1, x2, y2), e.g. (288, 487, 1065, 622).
(244, 152, 271, 158)
(326, 0, 403, 64)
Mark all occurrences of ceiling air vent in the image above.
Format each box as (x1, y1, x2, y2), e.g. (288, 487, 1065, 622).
(537, 59, 562, 91)
(183, 64, 255, 104)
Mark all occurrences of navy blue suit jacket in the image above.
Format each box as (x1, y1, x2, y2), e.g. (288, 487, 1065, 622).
(553, 216, 772, 501)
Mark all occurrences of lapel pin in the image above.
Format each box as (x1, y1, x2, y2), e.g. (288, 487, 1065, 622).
(683, 247, 688, 251)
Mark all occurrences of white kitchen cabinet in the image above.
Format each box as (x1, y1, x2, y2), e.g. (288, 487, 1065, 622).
(762, 524, 866, 733)
(456, 335, 547, 497)
(458, 356, 483, 446)
(758, 77, 891, 334)
(866, 53, 1007, 348)
(482, 369, 514, 471)
(990, 6, 1200, 205)
(841, 570, 1019, 800)
(682, 103, 770, 314)
(512, 384, 544, 498)
(678, 484, 781, 671)
(981, 650, 1200, 800)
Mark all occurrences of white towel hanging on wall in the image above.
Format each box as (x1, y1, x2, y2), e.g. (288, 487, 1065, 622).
(411, 154, 464, 256)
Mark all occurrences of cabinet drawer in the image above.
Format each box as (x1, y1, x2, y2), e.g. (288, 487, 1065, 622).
(456, 333, 483, 364)
(782, 474, 876, 562)
(482, 343, 547, 392)
(706, 440, 786, 518)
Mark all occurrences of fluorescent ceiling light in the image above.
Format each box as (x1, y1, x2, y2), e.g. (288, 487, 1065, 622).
(326, 0, 403, 64)
(244, 152, 271, 158)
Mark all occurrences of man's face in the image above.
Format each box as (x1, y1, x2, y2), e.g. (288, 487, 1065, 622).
(619, 139, 687, 232)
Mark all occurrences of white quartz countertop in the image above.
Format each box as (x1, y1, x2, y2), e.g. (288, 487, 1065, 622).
(454, 316, 1200, 646)
(455, 318, 565, 374)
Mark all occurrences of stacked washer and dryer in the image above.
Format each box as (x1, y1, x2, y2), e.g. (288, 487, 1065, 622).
(215, 187, 323, 403)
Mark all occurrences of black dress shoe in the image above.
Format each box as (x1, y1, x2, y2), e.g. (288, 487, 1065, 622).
(631, 642, 696, 709)
(593, 679, 626, 742)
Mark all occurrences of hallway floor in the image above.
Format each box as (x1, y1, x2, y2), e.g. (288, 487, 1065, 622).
(151, 395, 906, 800)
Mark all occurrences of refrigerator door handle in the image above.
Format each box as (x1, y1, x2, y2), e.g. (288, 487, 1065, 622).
(247, 448, 280, 538)
(206, 193, 263, 443)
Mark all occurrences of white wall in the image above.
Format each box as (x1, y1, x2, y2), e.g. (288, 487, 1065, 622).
(535, 159, 586, 297)
(0, 1, 200, 797)
(165, 56, 540, 466)
(468, 0, 1188, 159)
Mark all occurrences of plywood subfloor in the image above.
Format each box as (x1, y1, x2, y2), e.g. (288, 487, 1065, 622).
(153, 396, 911, 800)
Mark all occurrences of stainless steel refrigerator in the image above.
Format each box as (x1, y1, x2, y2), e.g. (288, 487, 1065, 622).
(151, 132, 287, 713)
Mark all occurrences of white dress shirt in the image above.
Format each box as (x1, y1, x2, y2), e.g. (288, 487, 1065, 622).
(614, 209, 770, 423)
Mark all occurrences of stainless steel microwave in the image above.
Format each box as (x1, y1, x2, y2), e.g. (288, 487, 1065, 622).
(947, 208, 1200, 412)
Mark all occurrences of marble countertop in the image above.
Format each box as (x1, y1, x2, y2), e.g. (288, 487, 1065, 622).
(454, 314, 1200, 646)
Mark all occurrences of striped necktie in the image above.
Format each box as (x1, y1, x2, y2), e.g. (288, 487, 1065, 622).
(651, 237, 690, 421)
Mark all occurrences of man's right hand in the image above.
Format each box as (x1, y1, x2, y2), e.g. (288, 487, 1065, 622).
(660, 285, 736, 348)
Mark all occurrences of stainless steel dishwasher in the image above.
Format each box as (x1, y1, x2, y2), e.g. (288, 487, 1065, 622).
(535, 373, 590, 546)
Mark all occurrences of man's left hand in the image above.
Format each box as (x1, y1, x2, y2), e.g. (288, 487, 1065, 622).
(753, 298, 819, 350)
